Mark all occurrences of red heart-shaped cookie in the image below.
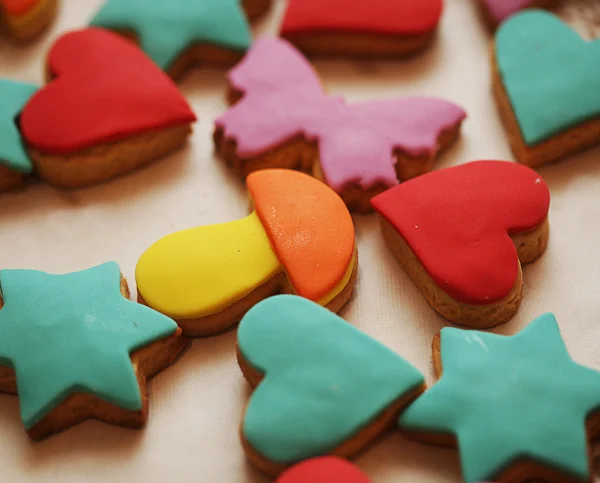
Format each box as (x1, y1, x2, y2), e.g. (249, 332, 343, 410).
(276, 458, 371, 483)
(281, 0, 443, 36)
(371, 161, 550, 328)
(21, 27, 196, 155)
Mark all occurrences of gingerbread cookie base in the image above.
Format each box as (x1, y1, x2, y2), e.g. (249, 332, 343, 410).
(280, 30, 436, 58)
(138, 248, 358, 337)
(237, 346, 425, 477)
(28, 124, 191, 189)
(0, 164, 26, 191)
(478, 0, 559, 30)
(1, 0, 58, 40)
(242, 0, 271, 22)
(113, 30, 247, 82)
(214, 114, 462, 213)
(0, 275, 189, 441)
(402, 333, 600, 483)
(379, 216, 549, 328)
(106, 0, 271, 81)
(492, 48, 600, 168)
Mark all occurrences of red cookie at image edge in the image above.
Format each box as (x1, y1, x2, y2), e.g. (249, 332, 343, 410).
(276, 457, 371, 483)
(1, 0, 41, 15)
(281, 0, 443, 36)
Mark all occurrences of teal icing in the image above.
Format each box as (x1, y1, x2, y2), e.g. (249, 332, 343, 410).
(0, 262, 178, 429)
(238, 295, 424, 464)
(398, 314, 600, 483)
(496, 10, 600, 146)
(0, 79, 38, 173)
(90, 0, 252, 70)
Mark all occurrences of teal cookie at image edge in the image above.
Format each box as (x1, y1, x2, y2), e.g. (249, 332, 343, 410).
(90, 0, 252, 71)
(0, 79, 38, 173)
(399, 313, 600, 482)
(0, 262, 178, 430)
(495, 10, 600, 146)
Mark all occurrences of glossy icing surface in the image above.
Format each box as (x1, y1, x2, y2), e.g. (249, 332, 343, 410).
(399, 314, 600, 482)
(90, 0, 252, 70)
(483, 0, 533, 22)
(281, 0, 442, 35)
(496, 11, 600, 145)
(136, 170, 355, 320)
(216, 37, 466, 193)
(20, 28, 196, 154)
(0, 262, 178, 429)
(136, 212, 281, 319)
(371, 161, 550, 305)
(276, 457, 371, 483)
(239, 295, 424, 464)
(0, 79, 37, 173)
(248, 169, 355, 302)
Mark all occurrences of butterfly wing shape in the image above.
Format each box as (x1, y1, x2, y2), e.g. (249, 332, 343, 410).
(216, 36, 328, 154)
(217, 37, 466, 193)
(318, 98, 466, 191)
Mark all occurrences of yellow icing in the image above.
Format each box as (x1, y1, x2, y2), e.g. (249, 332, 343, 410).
(135, 212, 281, 319)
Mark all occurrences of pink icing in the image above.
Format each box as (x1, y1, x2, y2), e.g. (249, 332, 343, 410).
(483, 0, 533, 22)
(215, 37, 466, 193)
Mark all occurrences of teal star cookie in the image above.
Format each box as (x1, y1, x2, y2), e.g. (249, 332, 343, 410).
(0, 262, 186, 440)
(0, 79, 38, 173)
(398, 314, 600, 482)
(90, 0, 255, 72)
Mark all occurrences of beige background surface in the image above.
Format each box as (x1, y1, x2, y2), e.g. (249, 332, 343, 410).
(2, 0, 600, 481)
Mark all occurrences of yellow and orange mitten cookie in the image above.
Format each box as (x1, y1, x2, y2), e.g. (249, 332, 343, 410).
(0, 0, 57, 40)
(0, 262, 188, 440)
(478, 0, 558, 30)
(493, 10, 600, 167)
(215, 37, 466, 212)
(276, 458, 372, 483)
(399, 314, 600, 483)
(19, 28, 196, 189)
(371, 161, 550, 328)
(238, 296, 425, 477)
(136, 169, 357, 337)
(90, 0, 271, 80)
(280, 0, 442, 57)
(0, 79, 37, 191)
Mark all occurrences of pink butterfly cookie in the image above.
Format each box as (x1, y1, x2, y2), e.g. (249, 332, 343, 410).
(214, 37, 466, 212)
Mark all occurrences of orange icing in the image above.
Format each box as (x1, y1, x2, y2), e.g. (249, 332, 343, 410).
(248, 169, 355, 302)
(1, 0, 39, 16)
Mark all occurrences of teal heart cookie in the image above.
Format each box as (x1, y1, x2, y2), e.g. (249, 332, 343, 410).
(237, 295, 424, 466)
(495, 10, 600, 146)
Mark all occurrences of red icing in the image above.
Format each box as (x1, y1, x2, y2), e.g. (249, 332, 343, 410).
(371, 161, 550, 305)
(281, 0, 443, 36)
(276, 457, 371, 483)
(20, 28, 196, 154)
(1, 0, 39, 16)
